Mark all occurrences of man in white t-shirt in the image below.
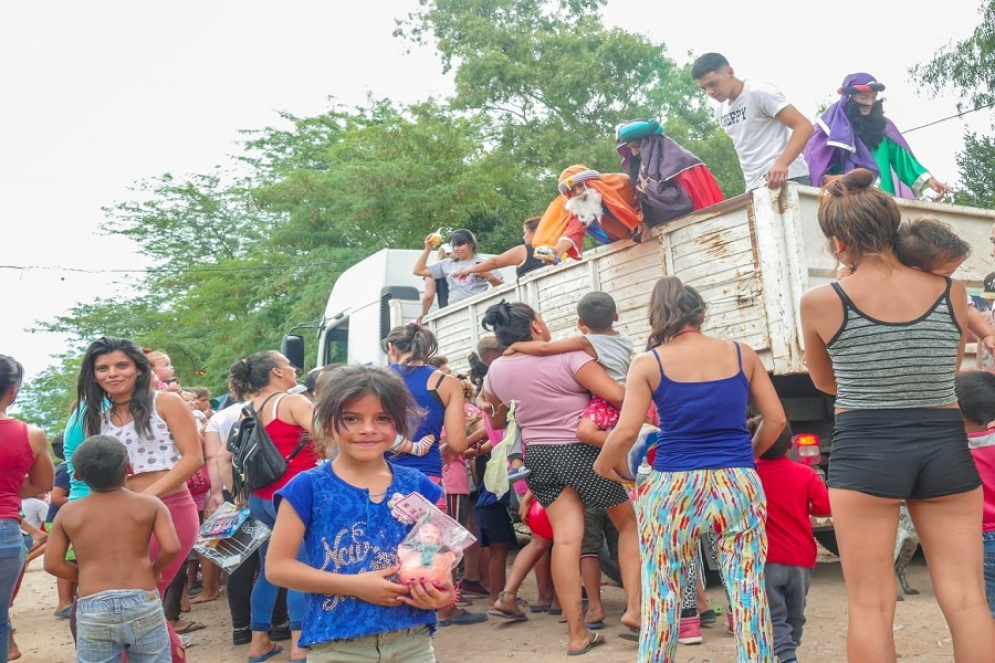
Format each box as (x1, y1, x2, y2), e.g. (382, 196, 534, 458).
(692, 53, 812, 192)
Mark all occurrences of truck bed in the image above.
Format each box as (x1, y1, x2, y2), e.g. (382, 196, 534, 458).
(427, 184, 995, 375)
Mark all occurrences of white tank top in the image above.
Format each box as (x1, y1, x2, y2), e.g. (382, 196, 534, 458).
(100, 392, 181, 474)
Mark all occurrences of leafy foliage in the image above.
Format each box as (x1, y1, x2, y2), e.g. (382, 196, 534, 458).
(19, 0, 744, 436)
(913, 1, 995, 109)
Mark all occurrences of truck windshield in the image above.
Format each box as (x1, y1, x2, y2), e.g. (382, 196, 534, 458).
(323, 326, 348, 364)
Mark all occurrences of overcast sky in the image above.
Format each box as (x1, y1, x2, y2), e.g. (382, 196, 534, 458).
(2, 0, 990, 380)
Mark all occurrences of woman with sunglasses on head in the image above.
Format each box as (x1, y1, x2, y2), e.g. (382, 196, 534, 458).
(76, 337, 203, 663)
(224, 350, 318, 663)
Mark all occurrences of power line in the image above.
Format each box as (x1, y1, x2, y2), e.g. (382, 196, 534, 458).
(904, 100, 995, 134)
(0, 259, 361, 276)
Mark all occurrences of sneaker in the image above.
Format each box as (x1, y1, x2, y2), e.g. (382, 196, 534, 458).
(726, 612, 735, 635)
(678, 616, 703, 645)
(178, 633, 194, 649)
(232, 627, 251, 646)
(534, 246, 560, 264)
(699, 609, 716, 626)
(457, 578, 490, 598)
(507, 466, 532, 482)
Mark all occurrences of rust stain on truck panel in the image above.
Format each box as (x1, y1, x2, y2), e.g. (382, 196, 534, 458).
(698, 228, 732, 259)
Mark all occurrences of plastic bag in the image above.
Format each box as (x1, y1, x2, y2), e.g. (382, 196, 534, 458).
(193, 502, 271, 572)
(391, 493, 476, 585)
(483, 400, 519, 499)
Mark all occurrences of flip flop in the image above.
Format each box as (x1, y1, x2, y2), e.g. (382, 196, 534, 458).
(568, 631, 606, 656)
(173, 620, 207, 634)
(487, 605, 528, 622)
(585, 621, 605, 630)
(618, 627, 640, 642)
(530, 603, 551, 613)
(247, 644, 283, 663)
(548, 607, 563, 616)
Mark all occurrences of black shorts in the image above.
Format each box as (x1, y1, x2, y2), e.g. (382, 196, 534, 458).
(474, 502, 516, 548)
(828, 408, 981, 500)
(525, 443, 629, 510)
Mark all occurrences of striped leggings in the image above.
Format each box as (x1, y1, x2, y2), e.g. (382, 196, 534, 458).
(636, 467, 773, 662)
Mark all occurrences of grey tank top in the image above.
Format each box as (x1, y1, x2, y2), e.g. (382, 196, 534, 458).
(826, 279, 961, 410)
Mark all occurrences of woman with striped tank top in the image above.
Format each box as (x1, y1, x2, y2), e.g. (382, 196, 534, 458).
(800, 169, 995, 661)
(594, 276, 787, 662)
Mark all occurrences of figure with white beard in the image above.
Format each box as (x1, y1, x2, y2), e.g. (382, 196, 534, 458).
(531, 165, 643, 263)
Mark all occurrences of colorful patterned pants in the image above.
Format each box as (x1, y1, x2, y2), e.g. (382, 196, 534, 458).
(636, 467, 773, 662)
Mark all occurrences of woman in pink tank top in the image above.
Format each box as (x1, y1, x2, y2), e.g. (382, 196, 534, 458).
(77, 337, 203, 663)
(0, 354, 55, 662)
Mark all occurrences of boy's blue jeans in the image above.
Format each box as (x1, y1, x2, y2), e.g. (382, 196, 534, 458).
(75, 589, 170, 663)
(0, 519, 26, 663)
(983, 531, 995, 618)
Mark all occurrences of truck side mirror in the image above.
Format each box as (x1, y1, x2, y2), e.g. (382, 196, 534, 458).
(282, 334, 305, 371)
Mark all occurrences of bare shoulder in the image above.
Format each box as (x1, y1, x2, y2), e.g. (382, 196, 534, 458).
(800, 283, 838, 308)
(154, 391, 186, 414)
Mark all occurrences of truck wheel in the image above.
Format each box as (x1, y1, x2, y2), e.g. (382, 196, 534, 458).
(598, 542, 622, 586)
(814, 529, 839, 556)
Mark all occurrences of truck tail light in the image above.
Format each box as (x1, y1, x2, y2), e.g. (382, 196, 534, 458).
(793, 433, 821, 466)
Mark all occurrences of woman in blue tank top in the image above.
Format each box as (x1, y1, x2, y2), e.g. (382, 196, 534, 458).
(800, 169, 993, 661)
(595, 276, 787, 663)
(385, 323, 469, 480)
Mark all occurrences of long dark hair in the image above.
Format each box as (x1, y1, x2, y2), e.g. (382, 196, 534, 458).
(0, 355, 25, 404)
(646, 277, 707, 349)
(481, 300, 536, 348)
(77, 337, 155, 437)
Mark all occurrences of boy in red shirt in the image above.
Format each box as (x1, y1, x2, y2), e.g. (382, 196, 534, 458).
(756, 425, 830, 663)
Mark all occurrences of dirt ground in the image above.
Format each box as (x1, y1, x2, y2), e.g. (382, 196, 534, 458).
(10, 551, 959, 663)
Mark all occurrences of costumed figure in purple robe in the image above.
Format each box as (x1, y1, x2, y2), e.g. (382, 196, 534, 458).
(804, 72, 951, 201)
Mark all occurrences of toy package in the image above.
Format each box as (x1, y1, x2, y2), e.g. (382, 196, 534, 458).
(389, 492, 476, 584)
(194, 502, 271, 572)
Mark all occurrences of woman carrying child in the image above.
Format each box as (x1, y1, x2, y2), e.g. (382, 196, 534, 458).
(594, 277, 786, 662)
(76, 337, 203, 663)
(799, 169, 995, 661)
(266, 365, 456, 663)
(480, 300, 639, 656)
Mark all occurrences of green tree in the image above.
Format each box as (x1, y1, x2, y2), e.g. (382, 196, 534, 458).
(913, 1, 995, 210)
(397, 0, 742, 194)
(953, 132, 995, 209)
(913, 1, 995, 109)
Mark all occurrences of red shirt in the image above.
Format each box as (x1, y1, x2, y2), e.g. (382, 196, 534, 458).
(254, 418, 318, 502)
(0, 419, 35, 520)
(756, 457, 831, 568)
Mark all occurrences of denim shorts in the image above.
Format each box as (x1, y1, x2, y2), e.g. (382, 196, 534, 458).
(983, 531, 995, 619)
(76, 589, 170, 663)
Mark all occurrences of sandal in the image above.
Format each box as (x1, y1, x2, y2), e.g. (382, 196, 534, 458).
(568, 631, 606, 656)
(487, 593, 528, 621)
(173, 620, 207, 634)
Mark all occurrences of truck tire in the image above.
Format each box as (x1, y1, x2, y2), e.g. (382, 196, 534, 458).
(598, 542, 622, 586)
(814, 529, 839, 556)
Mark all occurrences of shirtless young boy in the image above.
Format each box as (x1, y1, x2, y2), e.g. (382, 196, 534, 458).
(44, 435, 181, 663)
